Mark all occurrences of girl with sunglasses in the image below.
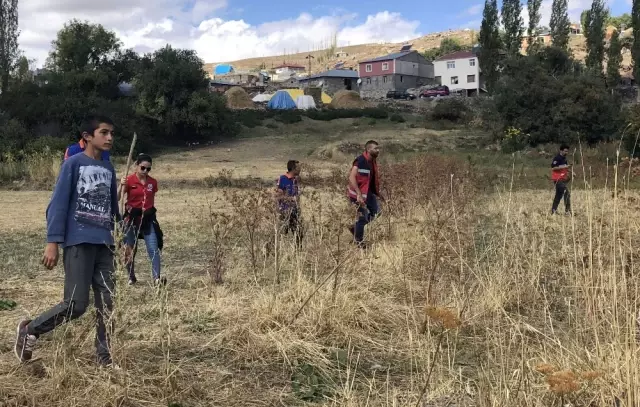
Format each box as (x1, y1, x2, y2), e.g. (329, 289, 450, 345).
(119, 153, 164, 286)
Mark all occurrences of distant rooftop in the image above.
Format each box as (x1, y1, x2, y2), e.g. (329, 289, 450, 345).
(359, 51, 413, 64)
(299, 69, 359, 81)
(435, 51, 477, 61)
(275, 63, 305, 69)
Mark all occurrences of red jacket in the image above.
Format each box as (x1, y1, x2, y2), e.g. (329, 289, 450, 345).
(347, 151, 379, 200)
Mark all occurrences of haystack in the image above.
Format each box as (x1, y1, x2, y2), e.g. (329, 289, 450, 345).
(329, 90, 367, 109)
(225, 86, 254, 109)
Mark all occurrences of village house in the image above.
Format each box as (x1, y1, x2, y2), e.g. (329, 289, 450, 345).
(520, 29, 553, 51)
(274, 63, 305, 77)
(358, 46, 434, 99)
(298, 69, 359, 96)
(433, 51, 483, 97)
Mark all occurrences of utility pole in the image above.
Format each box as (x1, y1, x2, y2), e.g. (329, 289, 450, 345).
(305, 54, 314, 76)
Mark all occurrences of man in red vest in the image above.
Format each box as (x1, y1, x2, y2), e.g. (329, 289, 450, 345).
(551, 144, 572, 215)
(347, 140, 385, 248)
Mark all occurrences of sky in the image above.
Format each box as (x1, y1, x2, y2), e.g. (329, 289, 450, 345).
(19, 0, 633, 67)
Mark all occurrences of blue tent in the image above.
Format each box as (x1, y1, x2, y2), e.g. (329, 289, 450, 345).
(214, 64, 234, 75)
(267, 90, 297, 110)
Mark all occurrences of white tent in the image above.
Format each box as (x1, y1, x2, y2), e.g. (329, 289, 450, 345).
(295, 95, 317, 110)
(252, 93, 273, 103)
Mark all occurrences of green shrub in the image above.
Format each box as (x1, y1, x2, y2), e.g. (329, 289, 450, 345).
(390, 113, 405, 123)
(273, 110, 302, 124)
(362, 107, 388, 119)
(431, 98, 469, 122)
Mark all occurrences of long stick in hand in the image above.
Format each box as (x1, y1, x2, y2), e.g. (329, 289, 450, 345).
(120, 132, 138, 215)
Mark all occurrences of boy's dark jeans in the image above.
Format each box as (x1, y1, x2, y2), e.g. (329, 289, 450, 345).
(352, 194, 380, 242)
(27, 244, 115, 360)
(552, 181, 571, 214)
(280, 206, 303, 248)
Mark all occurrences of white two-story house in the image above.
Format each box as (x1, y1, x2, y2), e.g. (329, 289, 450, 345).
(433, 51, 482, 97)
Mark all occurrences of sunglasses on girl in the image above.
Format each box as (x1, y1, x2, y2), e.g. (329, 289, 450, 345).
(140, 166, 152, 172)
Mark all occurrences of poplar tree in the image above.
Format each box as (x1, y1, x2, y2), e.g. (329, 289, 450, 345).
(632, 0, 640, 81)
(550, 0, 570, 50)
(527, 0, 543, 52)
(501, 0, 524, 55)
(585, 0, 607, 73)
(479, 0, 502, 91)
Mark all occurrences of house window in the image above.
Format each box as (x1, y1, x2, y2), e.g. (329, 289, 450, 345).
(469, 59, 476, 67)
(382, 62, 389, 71)
(435, 76, 442, 84)
(366, 78, 371, 84)
(383, 76, 388, 83)
(366, 64, 372, 72)
(467, 74, 476, 83)
(400, 76, 403, 82)
(451, 76, 459, 85)
(447, 61, 455, 69)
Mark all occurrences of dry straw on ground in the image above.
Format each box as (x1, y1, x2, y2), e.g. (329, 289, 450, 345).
(1, 146, 640, 406)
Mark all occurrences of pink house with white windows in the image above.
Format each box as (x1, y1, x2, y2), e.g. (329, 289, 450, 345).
(358, 47, 434, 98)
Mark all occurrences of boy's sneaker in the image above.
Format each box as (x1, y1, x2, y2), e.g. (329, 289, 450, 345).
(14, 319, 37, 363)
(154, 277, 167, 286)
(97, 355, 121, 370)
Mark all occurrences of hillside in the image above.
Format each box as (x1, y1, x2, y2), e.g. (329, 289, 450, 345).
(204, 29, 478, 75)
(205, 30, 633, 77)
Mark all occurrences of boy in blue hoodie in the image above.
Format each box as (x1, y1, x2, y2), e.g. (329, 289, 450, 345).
(15, 115, 120, 367)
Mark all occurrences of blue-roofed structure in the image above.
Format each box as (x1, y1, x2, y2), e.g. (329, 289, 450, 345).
(214, 64, 234, 75)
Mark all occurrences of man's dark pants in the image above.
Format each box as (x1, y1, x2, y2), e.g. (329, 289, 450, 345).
(352, 194, 380, 242)
(552, 181, 571, 214)
(27, 244, 115, 360)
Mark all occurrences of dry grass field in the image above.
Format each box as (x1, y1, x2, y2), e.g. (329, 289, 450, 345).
(1, 121, 640, 406)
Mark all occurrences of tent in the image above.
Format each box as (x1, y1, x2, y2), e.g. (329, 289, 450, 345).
(295, 95, 316, 110)
(282, 88, 332, 104)
(252, 93, 273, 103)
(214, 64, 234, 75)
(267, 90, 297, 110)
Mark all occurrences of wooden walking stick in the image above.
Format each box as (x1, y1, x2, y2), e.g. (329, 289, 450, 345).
(119, 132, 137, 215)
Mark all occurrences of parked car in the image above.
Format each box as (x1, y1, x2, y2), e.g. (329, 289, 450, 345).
(386, 90, 416, 100)
(420, 85, 450, 98)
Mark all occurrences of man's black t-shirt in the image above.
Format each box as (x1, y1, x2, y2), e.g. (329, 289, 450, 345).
(551, 154, 567, 168)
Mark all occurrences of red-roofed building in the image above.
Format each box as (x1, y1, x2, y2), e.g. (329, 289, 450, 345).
(357, 48, 434, 98)
(433, 51, 483, 96)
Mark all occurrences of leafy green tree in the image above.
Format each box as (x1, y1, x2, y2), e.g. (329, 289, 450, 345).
(501, 0, 523, 56)
(550, 0, 570, 50)
(527, 0, 543, 52)
(585, 0, 607, 73)
(135, 45, 235, 143)
(495, 47, 620, 147)
(479, 0, 502, 91)
(423, 38, 468, 61)
(47, 19, 121, 72)
(607, 28, 622, 86)
(608, 13, 631, 29)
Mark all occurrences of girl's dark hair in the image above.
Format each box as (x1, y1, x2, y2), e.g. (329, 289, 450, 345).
(136, 153, 152, 165)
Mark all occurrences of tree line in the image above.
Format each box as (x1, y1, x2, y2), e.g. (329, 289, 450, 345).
(477, 0, 640, 150)
(0, 15, 236, 158)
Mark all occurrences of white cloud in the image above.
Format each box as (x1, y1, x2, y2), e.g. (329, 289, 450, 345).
(18, 1, 420, 67)
(521, 0, 612, 28)
(459, 4, 484, 17)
